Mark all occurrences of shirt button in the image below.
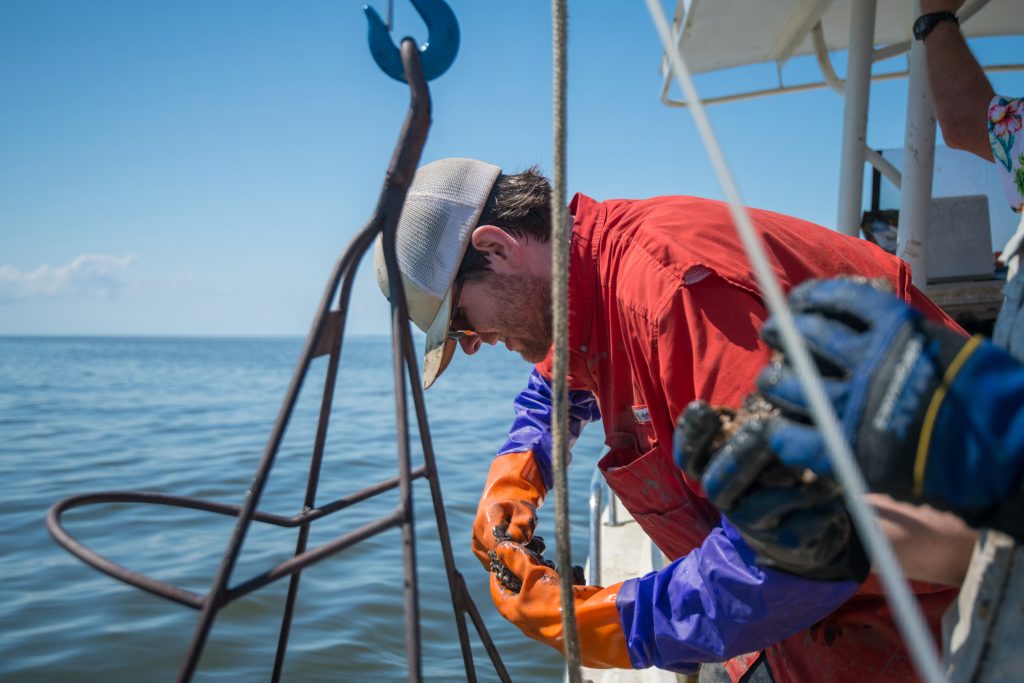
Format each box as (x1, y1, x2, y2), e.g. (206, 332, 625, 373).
(579, 345, 588, 353)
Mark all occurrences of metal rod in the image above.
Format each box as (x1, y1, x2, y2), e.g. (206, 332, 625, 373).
(865, 147, 902, 190)
(774, 0, 835, 67)
(659, 65, 1024, 110)
(302, 467, 428, 522)
(174, 162, 376, 683)
(813, 22, 846, 94)
(400, 311, 481, 682)
(836, 0, 877, 236)
(606, 488, 618, 526)
(47, 480, 432, 606)
(46, 496, 206, 610)
(46, 20, 513, 681)
(376, 39, 433, 683)
(897, 1, 937, 288)
(225, 511, 406, 602)
(458, 571, 514, 682)
(271, 324, 347, 681)
(588, 470, 602, 586)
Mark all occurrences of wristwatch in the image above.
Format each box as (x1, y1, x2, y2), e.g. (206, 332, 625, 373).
(913, 11, 959, 41)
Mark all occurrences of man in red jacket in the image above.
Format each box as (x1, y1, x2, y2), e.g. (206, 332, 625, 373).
(375, 157, 975, 680)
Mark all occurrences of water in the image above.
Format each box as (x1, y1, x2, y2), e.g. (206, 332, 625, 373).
(0, 336, 607, 682)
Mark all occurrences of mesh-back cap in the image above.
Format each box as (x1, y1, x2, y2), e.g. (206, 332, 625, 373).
(375, 158, 501, 388)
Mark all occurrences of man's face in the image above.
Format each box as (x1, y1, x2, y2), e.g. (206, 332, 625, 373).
(453, 271, 553, 363)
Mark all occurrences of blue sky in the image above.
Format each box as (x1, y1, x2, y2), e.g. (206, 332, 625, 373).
(2, 1, 1022, 336)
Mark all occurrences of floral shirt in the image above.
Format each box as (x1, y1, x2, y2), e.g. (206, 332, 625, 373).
(989, 95, 1024, 212)
(990, 95, 1024, 360)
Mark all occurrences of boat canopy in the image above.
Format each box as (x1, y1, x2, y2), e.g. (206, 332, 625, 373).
(666, 0, 1022, 79)
(658, 0, 1023, 291)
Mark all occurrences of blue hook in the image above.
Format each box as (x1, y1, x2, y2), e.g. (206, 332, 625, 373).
(364, 0, 460, 83)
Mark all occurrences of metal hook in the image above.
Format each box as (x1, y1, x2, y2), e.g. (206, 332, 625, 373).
(364, 0, 460, 83)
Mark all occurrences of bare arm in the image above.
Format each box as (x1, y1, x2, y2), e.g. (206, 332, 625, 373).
(868, 493, 978, 586)
(919, 0, 995, 160)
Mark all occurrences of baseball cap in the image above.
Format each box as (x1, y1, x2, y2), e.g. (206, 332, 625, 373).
(374, 157, 502, 389)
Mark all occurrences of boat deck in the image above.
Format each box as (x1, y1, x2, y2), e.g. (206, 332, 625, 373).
(581, 495, 693, 683)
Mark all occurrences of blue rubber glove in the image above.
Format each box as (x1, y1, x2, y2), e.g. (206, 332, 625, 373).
(757, 279, 974, 502)
(753, 278, 1024, 537)
(675, 399, 869, 581)
(675, 277, 995, 580)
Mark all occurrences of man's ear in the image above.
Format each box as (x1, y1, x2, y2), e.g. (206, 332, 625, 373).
(470, 225, 523, 274)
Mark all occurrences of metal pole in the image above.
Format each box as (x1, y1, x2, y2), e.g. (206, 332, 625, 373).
(835, 0, 877, 235)
(897, 1, 936, 288)
(588, 470, 602, 587)
(271, 333, 344, 682)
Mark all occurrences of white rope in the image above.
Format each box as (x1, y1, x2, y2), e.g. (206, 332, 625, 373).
(643, 3, 946, 682)
(551, 0, 583, 680)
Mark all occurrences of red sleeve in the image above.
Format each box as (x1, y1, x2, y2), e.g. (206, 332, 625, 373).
(534, 347, 597, 392)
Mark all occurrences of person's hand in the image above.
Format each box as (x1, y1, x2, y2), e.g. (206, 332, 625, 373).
(488, 541, 632, 669)
(756, 278, 975, 506)
(471, 451, 546, 569)
(675, 401, 870, 581)
(674, 277, 978, 581)
(756, 278, 1024, 539)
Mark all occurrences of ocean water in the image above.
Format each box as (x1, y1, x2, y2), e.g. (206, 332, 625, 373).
(0, 335, 607, 682)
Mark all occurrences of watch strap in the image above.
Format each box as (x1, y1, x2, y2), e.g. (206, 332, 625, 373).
(914, 11, 959, 41)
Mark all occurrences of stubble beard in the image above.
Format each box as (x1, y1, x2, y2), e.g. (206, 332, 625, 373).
(489, 273, 554, 364)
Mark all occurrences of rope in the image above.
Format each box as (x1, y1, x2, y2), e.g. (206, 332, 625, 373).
(642, 3, 946, 682)
(551, 0, 583, 679)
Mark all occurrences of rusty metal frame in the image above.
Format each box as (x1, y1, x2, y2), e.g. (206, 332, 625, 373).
(46, 40, 511, 683)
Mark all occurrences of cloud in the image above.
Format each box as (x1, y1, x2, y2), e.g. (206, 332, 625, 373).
(0, 253, 137, 303)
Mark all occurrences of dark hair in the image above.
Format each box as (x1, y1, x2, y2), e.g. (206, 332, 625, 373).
(457, 166, 552, 281)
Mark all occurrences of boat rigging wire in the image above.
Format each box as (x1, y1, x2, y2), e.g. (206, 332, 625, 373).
(549, 0, 585, 680)
(643, 2, 947, 682)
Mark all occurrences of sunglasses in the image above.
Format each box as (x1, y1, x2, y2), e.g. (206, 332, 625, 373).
(447, 278, 478, 341)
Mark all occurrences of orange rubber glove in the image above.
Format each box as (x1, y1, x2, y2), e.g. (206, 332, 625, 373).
(489, 541, 632, 669)
(471, 451, 546, 569)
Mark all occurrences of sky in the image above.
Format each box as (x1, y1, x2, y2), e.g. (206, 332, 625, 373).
(2, 1, 1022, 337)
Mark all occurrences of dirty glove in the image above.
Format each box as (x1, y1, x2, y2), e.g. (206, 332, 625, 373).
(756, 278, 973, 500)
(489, 541, 632, 669)
(675, 400, 869, 581)
(757, 278, 1024, 537)
(472, 370, 600, 569)
(471, 451, 546, 569)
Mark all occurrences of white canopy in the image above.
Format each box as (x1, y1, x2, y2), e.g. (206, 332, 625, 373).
(671, 0, 1022, 77)
(657, 0, 1022, 297)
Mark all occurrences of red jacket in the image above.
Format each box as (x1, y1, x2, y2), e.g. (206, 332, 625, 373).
(536, 193, 960, 682)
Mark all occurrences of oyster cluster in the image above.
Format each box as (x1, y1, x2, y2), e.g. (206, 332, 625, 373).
(487, 535, 586, 594)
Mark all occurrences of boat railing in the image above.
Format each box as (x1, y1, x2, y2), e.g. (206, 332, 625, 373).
(588, 468, 625, 587)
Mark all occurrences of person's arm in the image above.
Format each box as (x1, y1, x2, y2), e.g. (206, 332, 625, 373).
(471, 368, 600, 568)
(488, 517, 859, 673)
(677, 279, 1024, 587)
(495, 367, 600, 489)
(616, 518, 859, 672)
(919, 0, 995, 160)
